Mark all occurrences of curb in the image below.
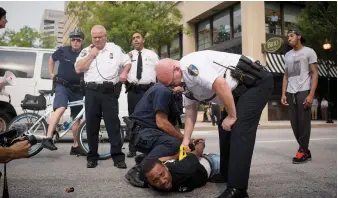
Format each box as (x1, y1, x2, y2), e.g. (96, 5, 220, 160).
(192, 124, 336, 131)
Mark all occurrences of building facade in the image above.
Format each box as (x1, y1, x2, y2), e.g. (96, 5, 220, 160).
(160, 1, 337, 121)
(62, 1, 79, 45)
(40, 9, 64, 47)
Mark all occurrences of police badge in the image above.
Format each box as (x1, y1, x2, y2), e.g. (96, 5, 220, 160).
(109, 52, 114, 59)
(187, 64, 199, 76)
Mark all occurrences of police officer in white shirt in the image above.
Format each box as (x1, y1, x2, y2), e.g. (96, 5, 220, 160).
(123, 32, 159, 158)
(155, 50, 274, 198)
(75, 25, 131, 169)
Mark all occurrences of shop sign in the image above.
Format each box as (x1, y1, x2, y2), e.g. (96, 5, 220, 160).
(263, 37, 284, 53)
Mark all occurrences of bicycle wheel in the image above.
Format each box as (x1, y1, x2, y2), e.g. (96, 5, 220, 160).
(77, 121, 112, 160)
(8, 112, 48, 157)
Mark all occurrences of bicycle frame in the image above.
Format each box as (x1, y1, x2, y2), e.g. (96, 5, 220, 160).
(24, 96, 86, 140)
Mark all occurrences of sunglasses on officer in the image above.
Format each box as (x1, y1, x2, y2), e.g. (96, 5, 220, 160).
(71, 38, 83, 43)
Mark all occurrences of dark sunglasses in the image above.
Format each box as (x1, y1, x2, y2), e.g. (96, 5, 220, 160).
(71, 38, 82, 42)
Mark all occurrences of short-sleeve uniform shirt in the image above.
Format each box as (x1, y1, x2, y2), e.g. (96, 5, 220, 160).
(179, 50, 242, 106)
(75, 42, 131, 84)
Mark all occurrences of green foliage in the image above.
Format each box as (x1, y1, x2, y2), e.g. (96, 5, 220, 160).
(7, 26, 40, 47)
(291, 2, 337, 61)
(40, 34, 57, 49)
(66, 1, 184, 51)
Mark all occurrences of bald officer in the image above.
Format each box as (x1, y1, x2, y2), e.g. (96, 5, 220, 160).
(155, 50, 274, 198)
(75, 25, 130, 169)
(123, 32, 159, 158)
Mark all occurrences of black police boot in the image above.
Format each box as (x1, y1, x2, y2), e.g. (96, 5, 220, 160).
(135, 153, 147, 165)
(217, 188, 249, 198)
(114, 161, 127, 169)
(41, 138, 58, 151)
(209, 174, 227, 183)
(125, 165, 148, 188)
(87, 160, 98, 168)
(127, 152, 137, 158)
(70, 146, 87, 156)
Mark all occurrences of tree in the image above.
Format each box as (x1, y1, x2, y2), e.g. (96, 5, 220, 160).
(40, 34, 57, 49)
(66, 1, 184, 52)
(0, 29, 15, 46)
(291, 2, 337, 61)
(7, 26, 40, 47)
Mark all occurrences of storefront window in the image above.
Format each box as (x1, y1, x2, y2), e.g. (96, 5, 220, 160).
(265, 2, 281, 35)
(213, 10, 230, 44)
(283, 4, 303, 36)
(160, 45, 169, 58)
(233, 4, 241, 38)
(169, 35, 181, 60)
(197, 20, 212, 50)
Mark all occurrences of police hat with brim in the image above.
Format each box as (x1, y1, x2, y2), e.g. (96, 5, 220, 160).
(288, 29, 305, 43)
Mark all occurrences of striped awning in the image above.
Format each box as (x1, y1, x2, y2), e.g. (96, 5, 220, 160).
(265, 53, 337, 78)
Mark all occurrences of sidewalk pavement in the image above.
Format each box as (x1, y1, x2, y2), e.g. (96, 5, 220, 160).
(193, 120, 337, 131)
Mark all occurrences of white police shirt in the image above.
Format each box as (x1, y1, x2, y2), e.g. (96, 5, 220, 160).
(127, 48, 159, 84)
(180, 50, 242, 106)
(75, 42, 131, 84)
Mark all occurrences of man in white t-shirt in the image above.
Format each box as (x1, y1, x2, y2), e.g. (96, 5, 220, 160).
(321, 97, 329, 120)
(155, 50, 274, 198)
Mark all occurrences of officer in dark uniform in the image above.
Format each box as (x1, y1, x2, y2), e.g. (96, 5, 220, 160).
(124, 83, 183, 187)
(42, 29, 86, 156)
(75, 25, 130, 169)
(124, 32, 159, 158)
(156, 51, 274, 198)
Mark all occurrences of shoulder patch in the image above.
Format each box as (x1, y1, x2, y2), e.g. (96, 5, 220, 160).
(80, 48, 89, 57)
(187, 64, 199, 76)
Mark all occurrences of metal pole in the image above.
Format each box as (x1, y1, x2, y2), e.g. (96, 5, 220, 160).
(326, 75, 333, 123)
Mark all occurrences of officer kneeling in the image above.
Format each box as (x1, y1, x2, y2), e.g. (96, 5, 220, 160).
(156, 50, 274, 198)
(75, 25, 130, 169)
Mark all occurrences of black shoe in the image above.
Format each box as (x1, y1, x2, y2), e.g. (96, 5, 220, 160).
(217, 188, 249, 198)
(209, 174, 227, 183)
(135, 154, 147, 165)
(127, 152, 136, 158)
(114, 161, 127, 169)
(87, 160, 98, 168)
(125, 165, 148, 188)
(41, 138, 58, 151)
(70, 146, 87, 156)
(292, 149, 310, 164)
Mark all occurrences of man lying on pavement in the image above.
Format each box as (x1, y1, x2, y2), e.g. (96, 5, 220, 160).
(140, 139, 225, 192)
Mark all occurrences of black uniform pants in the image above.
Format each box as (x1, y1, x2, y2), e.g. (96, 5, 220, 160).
(127, 89, 147, 153)
(85, 88, 125, 162)
(133, 128, 180, 165)
(218, 71, 273, 190)
(286, 90, 311, 151)
(211, 104, 221, 125)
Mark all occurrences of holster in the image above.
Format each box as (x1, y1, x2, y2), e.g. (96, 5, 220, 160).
(54, 75, 83, 93)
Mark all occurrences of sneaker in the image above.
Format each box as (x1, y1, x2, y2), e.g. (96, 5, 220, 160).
(41, 138, 57, 151)
(293, 149, 312, 161)
(70, 146, 87, 156)
(293, 150, 309, 164)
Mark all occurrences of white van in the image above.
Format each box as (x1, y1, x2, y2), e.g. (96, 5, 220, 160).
(0, 46, 129, 130)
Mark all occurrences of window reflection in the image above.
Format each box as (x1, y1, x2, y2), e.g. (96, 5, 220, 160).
(213, 10, 230, 44)
(0, 51, 36, 78)
(233, 4, 242, 38)
(197, 20, 212, 50)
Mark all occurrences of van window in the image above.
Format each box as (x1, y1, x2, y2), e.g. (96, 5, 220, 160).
(0, 50, 36, 78)
(41, 53, 59, 79)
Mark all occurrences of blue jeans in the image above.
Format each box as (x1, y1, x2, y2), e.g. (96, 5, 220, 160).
(202, 154, 220, 178)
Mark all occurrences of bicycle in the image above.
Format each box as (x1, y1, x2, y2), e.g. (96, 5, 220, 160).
(8, 89, 123, 159)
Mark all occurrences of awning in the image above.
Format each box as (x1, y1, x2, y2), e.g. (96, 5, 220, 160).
(265, 53, 337, 78)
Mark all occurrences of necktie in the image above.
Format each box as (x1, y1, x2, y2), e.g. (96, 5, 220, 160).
(137, 51, 143, 80)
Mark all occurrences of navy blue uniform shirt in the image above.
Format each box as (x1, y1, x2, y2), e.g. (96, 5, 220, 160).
(52, 46, 83, 84)
(130, 83, 179, 128)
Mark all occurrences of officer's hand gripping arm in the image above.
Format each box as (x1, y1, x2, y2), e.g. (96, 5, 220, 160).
(212, 77, 236, 118)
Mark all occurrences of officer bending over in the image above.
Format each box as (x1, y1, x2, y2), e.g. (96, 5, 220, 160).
(75, 25, 130, 169)
(42, 30, 86, 155)
(124, 83, 183, 187)
(156, 50, 274, 198)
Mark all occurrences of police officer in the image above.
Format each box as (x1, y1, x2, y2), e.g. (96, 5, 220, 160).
(75, 25, 130, 169)
(124, 83, 183, 187)
(124, 32, 159, 158)
(42, 29, 86, 156)
(156, 50, 274, 198)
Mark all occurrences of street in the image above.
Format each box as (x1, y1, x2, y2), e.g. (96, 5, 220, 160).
(1, 127, 336, 198)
